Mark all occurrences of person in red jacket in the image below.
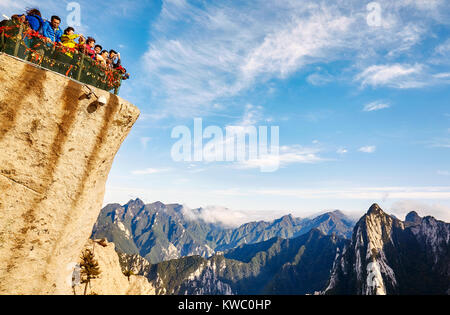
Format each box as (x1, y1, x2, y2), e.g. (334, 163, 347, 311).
(81, 37, 96, 58)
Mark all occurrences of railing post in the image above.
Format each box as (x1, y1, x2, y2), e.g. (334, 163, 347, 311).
(76, 52, 85, 81)
(13, 22, 23, 57)
(75, 43, 87, 82)
(0, 30, 5, 52)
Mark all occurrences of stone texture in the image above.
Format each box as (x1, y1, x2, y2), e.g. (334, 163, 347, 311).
(0, 53, 140, 294)
(74, 240, 155, 295)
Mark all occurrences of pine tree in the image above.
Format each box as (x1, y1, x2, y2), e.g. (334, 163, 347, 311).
(123, 268, 135, 282)
(80, 248, 101, 295)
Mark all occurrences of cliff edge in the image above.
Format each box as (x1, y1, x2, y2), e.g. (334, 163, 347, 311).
(0, 53, 140, 294)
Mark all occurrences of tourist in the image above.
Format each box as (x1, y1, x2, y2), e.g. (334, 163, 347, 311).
(42, 15, 62, 43)
(94, 45, 103, 56)
(11, 14, 26, 24)
(0, 14, 25, 27)
(61, 27, 85, 57)
(116, 65, 130, 80)
(96, 50, 109, 67)
(25, 9, 44, 32)
(107, 50, 121, 69)
(81, 37, 97, 58)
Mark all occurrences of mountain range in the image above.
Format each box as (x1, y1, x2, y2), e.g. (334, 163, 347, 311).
(92, 201, 450, 295)
(118, 229, 346, 295)
(91, 198, 355, 263)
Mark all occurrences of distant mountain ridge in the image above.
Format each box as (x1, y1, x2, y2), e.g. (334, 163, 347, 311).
(115, 204, 450, 295)
(91, 199, 355, 263)
(118, 229, 347, 295)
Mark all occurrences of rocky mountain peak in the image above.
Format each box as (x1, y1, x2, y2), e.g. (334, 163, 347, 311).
(280, 214, 295, 223)
(330, 210, 345, 218)
(367, 203, 384, 216)
(325, 204, 450, 295)
(405, 211, 422, 224)
(151, 201, 166, 209)
(126, 198, 145, 207)
(123, 198, 145, 217)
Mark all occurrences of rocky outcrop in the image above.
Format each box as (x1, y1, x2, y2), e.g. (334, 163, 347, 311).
(0, 53, 140, 294)
(324, 204, 450, 295)
(73, 240, 155, 295)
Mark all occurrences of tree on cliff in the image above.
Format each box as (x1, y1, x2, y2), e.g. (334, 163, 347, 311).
(80, 248, 101, 295)
(123, 268, 135, 282)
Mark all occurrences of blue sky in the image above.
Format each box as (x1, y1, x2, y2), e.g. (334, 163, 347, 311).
(3, 0, 450, 224)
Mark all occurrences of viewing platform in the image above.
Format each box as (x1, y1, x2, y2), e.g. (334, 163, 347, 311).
(0, 20, 124, 95)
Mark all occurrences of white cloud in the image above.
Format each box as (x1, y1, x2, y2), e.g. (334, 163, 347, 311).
(356, 63, 450, 89)
(433, 72, 450, 79)
(236, 145, 326, 171)
(435, 39, 450, 56)
(139, 112, 169, 121)
(142, 0, 450, 115)
(356, 63, 425, 88)
(430, 139, 450, 148)
(337, 148, 348, 154)
(241, 10, 353, 81)
(437, 170, 450, 176)
(307, 72, 334, 86)
(359, 145, 377, 153)
(363, 101, 391, 112)
(390, 200, 450, 222)
(131, 168, 170, 175)
(239, 104, 264, 126)
(181, 205, 255, 227)
(0, 0, 41, 12)
(229, 186, 450, 202)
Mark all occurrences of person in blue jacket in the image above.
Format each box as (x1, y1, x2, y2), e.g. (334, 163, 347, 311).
(42, 15, 62, 43)
(25, 9, 44, 32)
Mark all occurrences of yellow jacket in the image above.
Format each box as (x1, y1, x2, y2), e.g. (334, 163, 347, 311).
(61, 34, 84, 57)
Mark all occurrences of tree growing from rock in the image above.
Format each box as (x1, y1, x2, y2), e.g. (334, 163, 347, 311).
(80, 248, 101, 295)
(123, 268, 135, 282)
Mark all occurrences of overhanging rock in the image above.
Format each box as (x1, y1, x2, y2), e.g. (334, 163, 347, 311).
(0, 53, 140, 294)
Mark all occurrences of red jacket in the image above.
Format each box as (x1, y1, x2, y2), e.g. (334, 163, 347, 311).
(81, 44, 96, 58)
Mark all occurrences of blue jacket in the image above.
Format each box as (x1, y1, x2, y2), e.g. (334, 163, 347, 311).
(42, 20, 62, 42)
(25, 15, 44, 32)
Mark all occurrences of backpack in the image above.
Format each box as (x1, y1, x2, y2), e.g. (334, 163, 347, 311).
(26, 15, 43, 32)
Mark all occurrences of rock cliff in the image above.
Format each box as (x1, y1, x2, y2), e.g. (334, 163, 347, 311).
(0, 53, 140, 294)
(324, 204, 450, 295)
(73, 240, 155, 295)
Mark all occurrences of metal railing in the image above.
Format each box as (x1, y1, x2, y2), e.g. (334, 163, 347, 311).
(0, 20, 123, 95)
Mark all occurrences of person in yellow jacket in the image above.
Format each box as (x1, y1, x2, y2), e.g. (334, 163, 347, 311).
(61, 27, 85, 58)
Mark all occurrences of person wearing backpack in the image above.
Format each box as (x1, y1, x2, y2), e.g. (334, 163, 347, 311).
(25, 8, 44, 32)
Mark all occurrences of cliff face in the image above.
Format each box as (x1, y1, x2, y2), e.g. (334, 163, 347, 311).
(74, 240, 155, 295)
(324, 204, 450, 295)
(0, 53, 140, 294)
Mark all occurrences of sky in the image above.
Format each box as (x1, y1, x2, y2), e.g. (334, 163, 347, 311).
(2, 0, 450, 225)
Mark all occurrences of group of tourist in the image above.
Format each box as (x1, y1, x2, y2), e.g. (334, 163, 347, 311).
(3, 8, 129, 79)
